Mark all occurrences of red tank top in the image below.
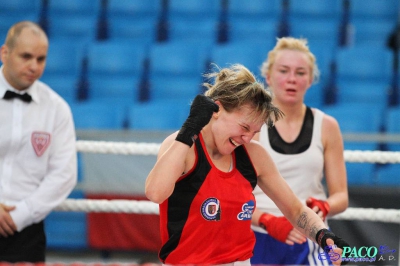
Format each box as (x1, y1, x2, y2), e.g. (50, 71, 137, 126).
(159, 134, 258, 264)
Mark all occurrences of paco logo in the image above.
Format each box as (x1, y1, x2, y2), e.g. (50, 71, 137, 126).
(237, 200, 255, 220)
(319, 244, 397, 263)
(201, 197, 221, 221)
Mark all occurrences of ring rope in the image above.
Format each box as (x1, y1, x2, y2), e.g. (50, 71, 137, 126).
(72, 140, 400, 224)
(76, 140, 400, 163)
(55, 199, 400, 224)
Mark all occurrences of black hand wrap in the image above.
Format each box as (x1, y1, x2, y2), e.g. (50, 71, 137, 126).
(176, 94, 219, 147)
(316, 229, 350, 265)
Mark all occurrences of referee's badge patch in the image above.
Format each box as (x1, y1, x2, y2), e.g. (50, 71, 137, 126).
(32, 131, 51, 157)
(201, 197, 221, 221)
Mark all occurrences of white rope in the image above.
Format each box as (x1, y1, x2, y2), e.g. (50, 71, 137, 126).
(55, 199, 400, 224)
(56, 199, 159, 215)
(76, 140, 400, 163)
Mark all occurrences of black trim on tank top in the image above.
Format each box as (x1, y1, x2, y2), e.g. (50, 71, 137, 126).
(160, 137, 211, 262)
(269, 106, 314, 154)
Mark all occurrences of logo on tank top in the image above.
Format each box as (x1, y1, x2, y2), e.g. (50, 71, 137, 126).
(237, 200, 255, 220)
(201, 197, 221, 221)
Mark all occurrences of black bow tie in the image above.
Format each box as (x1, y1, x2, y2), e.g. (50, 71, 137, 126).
(3, 90, 32, 103)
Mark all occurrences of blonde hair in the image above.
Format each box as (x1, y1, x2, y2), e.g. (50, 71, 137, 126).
(261, 37, 320, 84)
(203, 64, 284, 126)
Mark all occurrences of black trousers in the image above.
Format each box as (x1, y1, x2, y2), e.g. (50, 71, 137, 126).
(0, 221, 46, 263)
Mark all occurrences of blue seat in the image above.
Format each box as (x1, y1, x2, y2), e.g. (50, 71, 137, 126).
(352, 20, 396, 47)
(89, 76, 140, 104)
(108, 17, 158, 44)
(321, 103, 383, 133)
(336, 80, 390, 106)
(0, 0, 41, 12)
(70, 101, 127, 129)
(228, 0, 280, 19)
(168, 18, 219, 45)
(349, 0, 399, 21)
(228, 18, 277, 44)
(336, 46, 393, 81)
(149, 42, 209, 101)
(40, 75, 78, 104)
(169, 0, 220, 22)
(335, 45, 393, 105)
(107, 0, 161, 43)
(128, 99, 191, 130)
(289, 18, 339, 51)
(289, 0, 342, 20)
(385, 107, 400, 151)
(150, 76, 202, 102)
(45, 190, 87, 250)
(304, 82, 324, 109)
(41, 39, 86, 103)
(47, 0, 101, 41)
(344, 142, 379, 185)
(86, 40, 147, 102)
(375, 164, 400, 186)
(210, 41, 272, 79)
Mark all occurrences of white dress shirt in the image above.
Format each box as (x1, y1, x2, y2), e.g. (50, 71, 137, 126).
(0, 66, 77, 231)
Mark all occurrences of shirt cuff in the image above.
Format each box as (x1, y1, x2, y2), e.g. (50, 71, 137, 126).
(9, 200, 33, 232)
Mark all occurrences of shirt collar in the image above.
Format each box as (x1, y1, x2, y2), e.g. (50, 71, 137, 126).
(0, 66, 39, 103)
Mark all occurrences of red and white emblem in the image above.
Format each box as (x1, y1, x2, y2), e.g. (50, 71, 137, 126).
(31, 132, 51, 157)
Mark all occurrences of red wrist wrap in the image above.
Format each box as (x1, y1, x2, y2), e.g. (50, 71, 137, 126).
(258, 213, 293, 243)
(307, 197, 330, 220)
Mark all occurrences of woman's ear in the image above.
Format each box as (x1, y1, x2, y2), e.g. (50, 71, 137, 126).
(213, 100, 222, 118)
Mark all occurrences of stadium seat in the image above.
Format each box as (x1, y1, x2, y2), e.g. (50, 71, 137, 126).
(335, 45, 393, 105)
(47, 0, 101, 41)
(304, 82, 324, 109)
(169, 0, 220, 22)
(321, 103, 384, 134)
(385, 107, 400, 151)
(344, 143, 379, 185)
(336, 80, 391, 106)
(41, 39, 86, 103)
(127, 99, 191, 130)
(227, 18, 277, 44)
(148, 42, 209, 101)
(289, 18, 339, 52)
(107, 0, 161, 43)
(288, 0, 341, 20)
(45, 189, 87, 250)
(349, 0, 399, 21)
(86, 40, 148, 103)
(352, 19, 396, 48)
(375, 164, 400, 186)
(210, 41, 272, 80)
(227, 0, 280, 19)
(70, 101, 127, 130)
(168, 19, 219, 45)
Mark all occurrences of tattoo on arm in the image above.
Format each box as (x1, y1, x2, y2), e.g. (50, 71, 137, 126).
(308, 223, 319, 241)
(297, 212, 308, 229)
(296, 212, 320, 242)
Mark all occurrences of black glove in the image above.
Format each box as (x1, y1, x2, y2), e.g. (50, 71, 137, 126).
(176, 94, 219, 147)
(316, 229, 349, 265)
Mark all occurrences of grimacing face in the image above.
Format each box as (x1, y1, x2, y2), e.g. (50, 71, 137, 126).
(1, 27, 48, 91)
(211, 103, 263, 155)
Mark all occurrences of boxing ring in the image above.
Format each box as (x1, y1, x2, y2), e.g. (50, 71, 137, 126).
(59, 140, 400, 225)
(10, 138, 400, 265)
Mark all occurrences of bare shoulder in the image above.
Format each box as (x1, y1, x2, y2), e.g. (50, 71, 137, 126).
(321, 112, 341, 135)
(243, 140, 273, 166)
(158, 131, 179, 157)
